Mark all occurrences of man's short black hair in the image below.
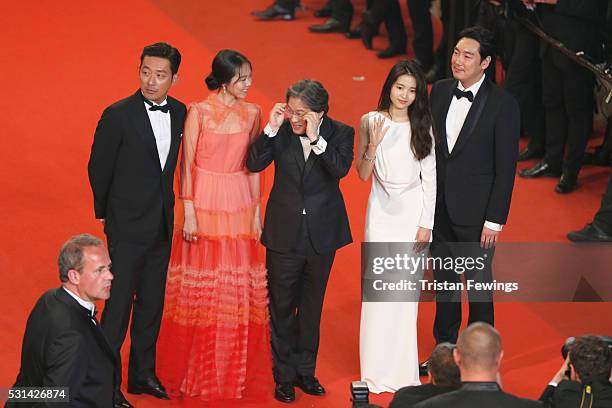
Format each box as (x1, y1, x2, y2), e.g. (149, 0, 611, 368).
(140, 42, 181, 75)
(429, 343, 461, 388)
(457, 26, 495, 62)
(570, 335, 612, 383)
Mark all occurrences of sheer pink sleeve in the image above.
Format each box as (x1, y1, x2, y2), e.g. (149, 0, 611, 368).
(247, 104, 262, 202)
(180, 104, 201, 202)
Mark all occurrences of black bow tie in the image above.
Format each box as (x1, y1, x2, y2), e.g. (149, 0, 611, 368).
(453, 88, 474, 102)
(144, 99, 170, 113)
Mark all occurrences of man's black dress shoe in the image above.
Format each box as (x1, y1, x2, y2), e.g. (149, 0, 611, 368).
(418, 360, 429, 377)
(568, 223, 612, 242)
(309, 18, 345, 33)
(294, 375, 325, 396)
(377, 47, 406, 59)
(275, 382, 296, 403)
(314, 6, 332, 18)
(114, 390, 134, 408)
(345, 27, 362, 39)
(555, 174, 578, 194)
(251, 4, 294, 20)
(127, 376, 170, 400)
(519, 161, 561, 178)
(518, 146, 544, 162)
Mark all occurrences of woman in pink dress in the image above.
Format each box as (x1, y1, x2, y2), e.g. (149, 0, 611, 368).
(156, 49, 271, 402)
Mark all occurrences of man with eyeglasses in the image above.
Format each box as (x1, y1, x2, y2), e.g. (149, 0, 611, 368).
(247, 79, 354, 403)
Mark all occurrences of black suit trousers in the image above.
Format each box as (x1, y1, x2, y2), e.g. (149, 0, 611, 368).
(101, 217, 171, 386)
(266, 216, 335, 383)
(431, 196, 495, 344)
(503, 18, 545, 151)
(594, 174, 612, 234)
(542, 48, 594, 177)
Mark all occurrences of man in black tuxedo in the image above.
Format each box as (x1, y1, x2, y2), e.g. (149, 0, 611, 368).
(416, 323, 541, 408)
(389, 343, 460, 408)
(429, 26, 519, 348)
(8, 234, 115, 408)
(247, 79, 353, 403)
(88, 42, 186, 407)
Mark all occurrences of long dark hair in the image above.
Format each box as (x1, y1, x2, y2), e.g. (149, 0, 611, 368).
(377, 60, 433, 160)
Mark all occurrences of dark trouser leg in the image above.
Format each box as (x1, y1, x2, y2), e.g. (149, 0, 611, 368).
(452, 224, 495, 328)
(406, 0, 433, 69)
(331, 0, 354, 30)
(277, 0, 297, 11)
(594, 175, 612, 233)
(559, 54, 594, 179)
(383, 0, 407, 50)
(127, 239, 171, 383)
(503, 20, 545, 151)
(102, 240, 147, 387)
(295, 248, 335, 376)
(542, 49, 567, 171)
(267, 249, 305, 383)
(431, 198, 461, 344)
(432, 198, 494, 344)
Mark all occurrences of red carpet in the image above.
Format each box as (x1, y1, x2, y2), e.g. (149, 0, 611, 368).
(2, 1, 611, 407)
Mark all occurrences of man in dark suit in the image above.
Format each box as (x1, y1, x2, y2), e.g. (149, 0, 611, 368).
(88, 42, 186, 407)
(8, 234, 115, 408)
(247, 79, 353, 403)
(428, 26, 519, 349)
(415, 323, 542, 408)
(539, 335, 612, 408)
(518, 0, 599, 193)
(389, 343, 460, 408)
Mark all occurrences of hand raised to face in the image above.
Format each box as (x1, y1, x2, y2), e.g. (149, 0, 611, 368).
(268, 103, 287, 131)
(303, 111, 324, 143)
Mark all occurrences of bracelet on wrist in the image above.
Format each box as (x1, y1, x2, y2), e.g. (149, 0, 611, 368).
(363, 152, 376, 162)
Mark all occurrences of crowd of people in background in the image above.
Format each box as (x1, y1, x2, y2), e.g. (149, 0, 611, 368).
(252, 0, 612, 242)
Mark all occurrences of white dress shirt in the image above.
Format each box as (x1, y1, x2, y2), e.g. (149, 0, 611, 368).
(445, 74, 502, 232)
(264, 119, 327, 214)
(63, 287, 96, 323)
(144, 98, 171, 170)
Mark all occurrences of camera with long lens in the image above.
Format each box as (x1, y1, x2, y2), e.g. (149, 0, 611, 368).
(561, 336, 612, 378)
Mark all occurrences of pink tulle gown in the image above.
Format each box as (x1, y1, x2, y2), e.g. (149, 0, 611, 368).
(156, 94, 271, 402)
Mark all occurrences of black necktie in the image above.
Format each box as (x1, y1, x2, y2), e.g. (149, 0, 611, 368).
(144, 99, 171, 113)
(453, 88, 474, 103)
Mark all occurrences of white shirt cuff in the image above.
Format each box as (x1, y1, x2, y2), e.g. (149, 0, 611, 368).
(311, 136, 327, 155)
(264, 123, 279, 137)
(484, 221, 503, 231)
(548, 381, 558, 387)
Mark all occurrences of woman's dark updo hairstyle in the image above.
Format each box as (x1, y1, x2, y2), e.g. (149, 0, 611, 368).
(205, 49, 251, 91)
(377, 60, 433, 160)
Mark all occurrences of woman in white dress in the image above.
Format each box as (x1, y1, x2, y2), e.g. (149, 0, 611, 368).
(356, 60, 436, 393)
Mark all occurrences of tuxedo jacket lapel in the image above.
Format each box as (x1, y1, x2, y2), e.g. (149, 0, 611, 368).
(55, 288, 116, 364)
(165, 99, 182, 174)
(289, 132, 306, 175)
(129, 91, 162, 172)
(438, 81, 456, 158)
(451, 79, 491, 157)
(303, 117, 331, 180)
